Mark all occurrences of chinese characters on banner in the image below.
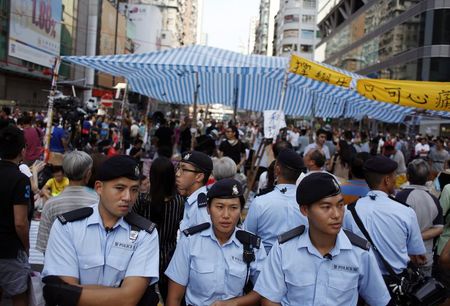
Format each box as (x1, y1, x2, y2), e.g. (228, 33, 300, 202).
(356, 79, 450, 111)
(289, 54, 352, 88)
(264, 110, 287, 140)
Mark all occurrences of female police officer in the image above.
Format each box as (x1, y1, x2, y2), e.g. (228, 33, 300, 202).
(165, 178, 266, 306)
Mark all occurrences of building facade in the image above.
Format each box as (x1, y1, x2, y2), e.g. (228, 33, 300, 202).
(254, 0, 279, 56)
(316, 0, 450, 81)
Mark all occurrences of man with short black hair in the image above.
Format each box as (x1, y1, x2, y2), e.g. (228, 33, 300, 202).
(303, 128, 330, 161)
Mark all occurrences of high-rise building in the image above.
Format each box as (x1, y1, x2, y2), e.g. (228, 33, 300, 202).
(274, 0, 318, 58)
(254, 0, 280, 56)
(316, 0, 450, 81)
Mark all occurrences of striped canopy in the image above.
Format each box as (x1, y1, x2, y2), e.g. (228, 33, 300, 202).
(62, 45, 448, 123)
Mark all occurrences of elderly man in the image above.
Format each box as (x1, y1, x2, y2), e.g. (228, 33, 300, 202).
(36, 151, 99, 253)
(396, 159, 444, 276)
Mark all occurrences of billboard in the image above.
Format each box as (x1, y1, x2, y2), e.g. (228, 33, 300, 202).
(8, 0, 62, 68)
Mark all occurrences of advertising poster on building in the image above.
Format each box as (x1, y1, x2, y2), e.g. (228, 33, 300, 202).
(8, 0, 62, 68)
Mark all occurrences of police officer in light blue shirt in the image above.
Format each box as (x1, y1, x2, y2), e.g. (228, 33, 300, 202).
(165, 179, 267, 306)
(176, 151, 213, 231)
(244, 149, 308, 254)
(42, 155, 160, 306)
(254, 172, 391, 306)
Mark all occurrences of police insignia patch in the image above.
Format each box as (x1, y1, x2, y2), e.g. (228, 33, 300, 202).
(232, 184, 239, 196)
(135, 166, 140, 177)
(184, 153, 191, 160)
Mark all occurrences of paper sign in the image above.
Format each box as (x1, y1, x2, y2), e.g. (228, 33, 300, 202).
(264, 110, 287, 139)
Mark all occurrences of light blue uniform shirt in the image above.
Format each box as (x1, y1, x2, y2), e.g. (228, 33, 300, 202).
(42, 204, 159, 287)
(243, 184, 308, 253)
(254, 227, 391, 306)
(343, 190, 426, 275)
(179, 186, 211, 231)
(165, 226, 267, 306)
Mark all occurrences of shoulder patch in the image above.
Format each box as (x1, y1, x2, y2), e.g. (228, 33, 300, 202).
(57, 207, 93, 224)
(236, 230, 261, 249)
(278, 225, 305, 244)
(197, 193, 207, 208)
(183, 222, 210, 236)
(388, 195, 410, 207)
(124, 212, 156, 234)
(343, 229, 371, 251)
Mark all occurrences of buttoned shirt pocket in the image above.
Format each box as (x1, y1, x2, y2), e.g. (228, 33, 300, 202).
(227, 264, 247, 296)
(189, 259, 215, 298)
(328, 272, 359, 304)
(285, 272, 315, 304)
(78, 255, 104, 285)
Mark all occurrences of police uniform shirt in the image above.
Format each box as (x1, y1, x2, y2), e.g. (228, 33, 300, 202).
(165, 226, 267, 306)
(179, 186, 211, 231)
(343, 190, 426, 275)
(243, 184, 308, 254)
(42, 204, 159, 287)
(254, 227, 390, 306)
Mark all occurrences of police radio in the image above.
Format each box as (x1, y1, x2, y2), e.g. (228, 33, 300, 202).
(236, 230, 261, 294)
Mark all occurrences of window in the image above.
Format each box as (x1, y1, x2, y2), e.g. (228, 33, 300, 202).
(303, 0, 316, 9)
(284, 14, 299, 23)
(300, 44, 313, 52)
(301, 29, 314, 39)
(284, 29, 299, 38)
(282, 44, 293, 52)
(302, 14, 314, 23)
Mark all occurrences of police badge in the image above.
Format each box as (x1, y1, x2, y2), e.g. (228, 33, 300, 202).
(184, 153, 191, 160)
(232, 184, 239, 196)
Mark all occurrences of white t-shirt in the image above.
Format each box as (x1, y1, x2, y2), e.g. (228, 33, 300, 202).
(287, 131, 300, 147)
(303, 143, 331, 160)
(415, 143, 430, 157)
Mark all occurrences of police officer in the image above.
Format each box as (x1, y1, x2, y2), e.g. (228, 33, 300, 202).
(177, 151, 213, 231)
(343, 156, 426, 301)
(41, 155, 159, 306)
(165, 179, 267, 306)
(244, 148, 308, 254)
(254, 172, 390, 306)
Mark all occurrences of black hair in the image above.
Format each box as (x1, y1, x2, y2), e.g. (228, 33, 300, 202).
(157, 146, 173, 158)
(149, 157, 177, 223)
(364, 171, 386, 189)
(344, 130, 353, 141)
(134, 139, 143, 145)
(350, 152, 370, 179)
(51, 165, 64, 174)
(316, 129, 327, 137)
(0, 126, 25, 159)
(309, 149, 326, 168)
(277, 161, 302, 182)
(1, 106, 11, 116)
(227, 125, 239, 139)
(337, 140, 352, 167)
(272, 141, 293, 158)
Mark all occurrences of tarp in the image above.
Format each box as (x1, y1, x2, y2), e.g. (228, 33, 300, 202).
(62, 45, 450, 123)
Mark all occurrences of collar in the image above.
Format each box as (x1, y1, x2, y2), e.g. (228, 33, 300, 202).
(297, 228, 351, 258)
(275, 184, 296, 194)
(201, 225, 240, 247)
(403, 184, 429, 191)
(367, 190, 389, 198)
(86, 204, 129, 230)
(186, 185, 207, 206)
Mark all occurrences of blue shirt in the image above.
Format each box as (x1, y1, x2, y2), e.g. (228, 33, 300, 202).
(243, 184, 308, 254)
(254, 228, 390, 306)
(343, 190, 426, 274)
(165, 226, 267, 306)
(179, 186, 211, 231)
(42, 204, 159, 287)
(49, 126, 67, 153)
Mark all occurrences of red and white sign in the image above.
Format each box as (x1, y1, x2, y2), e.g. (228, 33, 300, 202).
(100, 93, 114, 108)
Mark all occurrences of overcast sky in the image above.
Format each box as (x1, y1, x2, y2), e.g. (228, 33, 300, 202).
(202, 0, 260, 53)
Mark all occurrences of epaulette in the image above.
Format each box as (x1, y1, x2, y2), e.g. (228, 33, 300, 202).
(236, 230, 261, 249)
(57, 207, 93, 224)
(278, 225, 305, 244)
(343, 229, 371, 251)
(183, 222, 210, 237)
(256, 186, 275, 197)
(124, 212, 156, 234)
(197, 193, 207, 208)
(388, 195, 410, 207)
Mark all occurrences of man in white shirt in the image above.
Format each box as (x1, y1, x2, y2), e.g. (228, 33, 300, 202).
(303, 129, 331, 161)
(415, 137, 430, 158)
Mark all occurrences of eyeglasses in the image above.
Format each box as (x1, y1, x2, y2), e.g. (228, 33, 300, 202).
(175, 164, 202, 175)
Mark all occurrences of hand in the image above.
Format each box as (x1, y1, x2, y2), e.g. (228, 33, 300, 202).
(410, 254, 427, 266)
(31, 160, 46, 174)
(210, 301, 238, 306)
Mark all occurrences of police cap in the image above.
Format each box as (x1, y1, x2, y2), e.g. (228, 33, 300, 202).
(207, 178, 245, 207)
(181, 151, 213, 173)
(97, 155, 141, 181)
(363, 155, 397, 174)
(277, 148, 305, 171)
(296, 172, 341, 206)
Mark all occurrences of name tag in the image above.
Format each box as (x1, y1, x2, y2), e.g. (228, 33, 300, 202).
(331, 264, 358, 273)
(231, 255, 246, 265)
(113, 241, 137, 251)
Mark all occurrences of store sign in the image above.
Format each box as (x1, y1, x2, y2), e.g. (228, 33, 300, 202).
(8, 0, 62, 68)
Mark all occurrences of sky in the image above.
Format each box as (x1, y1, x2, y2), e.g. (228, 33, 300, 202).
(201, 0, 260, 53)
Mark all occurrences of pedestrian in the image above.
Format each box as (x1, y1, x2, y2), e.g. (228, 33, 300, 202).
(303, 128, 331, 161)
(327, 140, 352, 180)
(218, 125, 246, 172)
(340, 152, 371, 204)
(254, 172, 390, 305)
(176, 151, 213, 231)
(165, 178, 266, 306)
(41, 155, 160, 306)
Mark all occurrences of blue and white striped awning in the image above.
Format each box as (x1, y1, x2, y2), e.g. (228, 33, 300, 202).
(62, 45, 449, 123)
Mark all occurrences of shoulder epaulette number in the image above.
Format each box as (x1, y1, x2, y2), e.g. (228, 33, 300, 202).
(124, 212, 156, 234)
(57, 207, 93, 224)
(197, 193, 207, 208)
(183, 222, 210, 236)
(278, 225, 305, 244)
(343, 229, 371, 251)
(388, 195, 410, 207)
(236, 230, 261, 249)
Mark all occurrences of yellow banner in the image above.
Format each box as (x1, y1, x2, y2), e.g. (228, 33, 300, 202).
(289, 54, 352, 88)
(357, 79, 450, 112)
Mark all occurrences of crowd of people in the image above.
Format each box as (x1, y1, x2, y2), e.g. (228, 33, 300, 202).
(0, 104, 450, 306)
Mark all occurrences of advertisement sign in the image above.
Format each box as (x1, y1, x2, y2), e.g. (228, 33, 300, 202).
(8, 0, 62, 68)
(264, 110, 286, 140)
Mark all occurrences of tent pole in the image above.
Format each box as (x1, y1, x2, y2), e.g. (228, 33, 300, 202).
(191, 72, 200, 150)
(278, 68, 289, 112)
(43, 56, 61, 163)
(120, 82, 128, 153)
(233, 75, 239, 122)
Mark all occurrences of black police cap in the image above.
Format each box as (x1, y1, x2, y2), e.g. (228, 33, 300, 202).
(363, 155, 398, 174)
(277, 148, 305, 171)
(181, 151, 213, 173)
(97, 155, 141, 181)
(297, 172, 341, 206)
(207, 178, 245, 207)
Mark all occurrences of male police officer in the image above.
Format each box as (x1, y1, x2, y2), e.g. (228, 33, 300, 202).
(176, 151, 213, 231)
(244, 149, 308, 254)
(254, 172, 390, 306)
(42, 155, 159, 306)
(166, 179, 266, 306)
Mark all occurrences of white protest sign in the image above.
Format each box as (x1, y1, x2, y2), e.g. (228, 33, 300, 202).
(264, 110, 286, 139)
